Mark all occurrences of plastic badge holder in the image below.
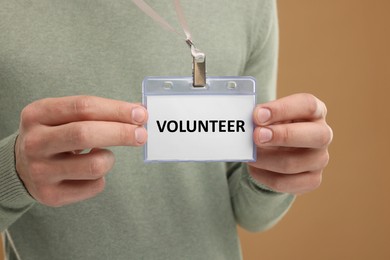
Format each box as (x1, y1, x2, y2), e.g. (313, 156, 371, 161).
(142, 76, 256, 162)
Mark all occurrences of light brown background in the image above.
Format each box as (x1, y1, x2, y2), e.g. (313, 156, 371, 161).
(2, 0, 389, 259)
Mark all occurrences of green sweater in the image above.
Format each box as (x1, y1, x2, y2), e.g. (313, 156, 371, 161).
(0, 1, 294, 259)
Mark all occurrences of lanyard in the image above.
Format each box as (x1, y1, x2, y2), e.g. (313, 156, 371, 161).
(132, 0, 206, 87)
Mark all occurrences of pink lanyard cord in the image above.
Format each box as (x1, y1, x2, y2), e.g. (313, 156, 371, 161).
(132, 0, 206, 86)
(132, 0, 192, 44)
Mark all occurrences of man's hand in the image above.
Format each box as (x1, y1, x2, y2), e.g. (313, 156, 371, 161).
(15, 96, 148, 207)
(248, 93, 333, 194)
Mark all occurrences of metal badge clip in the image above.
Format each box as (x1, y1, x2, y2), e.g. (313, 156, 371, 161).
(187, 40, 206, 87)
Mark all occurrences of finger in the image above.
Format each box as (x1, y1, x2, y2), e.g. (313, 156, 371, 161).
(56, 121, 147, 154)
(248, 147, 329, 174)
(32, 121, 147, 155)
(35, 178, 106, 207)
(254, 122, 333, 148)
(40, 149, 115, 183)
(254, 93, 327, 126)
(22, 96, 148, 126)
(248, 166, 323, 194)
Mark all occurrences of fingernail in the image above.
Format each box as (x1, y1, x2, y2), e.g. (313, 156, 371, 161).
(258, 108, 271, 124)
(259, 127, 273, 143)
(132, 107, 146, 124)
(135, 127, 147, 144)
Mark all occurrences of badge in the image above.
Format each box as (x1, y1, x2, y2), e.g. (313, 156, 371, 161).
(143, 77, 256, 162)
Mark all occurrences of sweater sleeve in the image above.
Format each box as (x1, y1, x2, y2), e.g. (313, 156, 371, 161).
(228, 163, 295, 232)
(0, 133, 35, 232)
(227, 0, 295, 232)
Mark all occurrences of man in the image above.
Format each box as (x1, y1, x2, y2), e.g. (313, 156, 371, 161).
(0, 1, 332, 259)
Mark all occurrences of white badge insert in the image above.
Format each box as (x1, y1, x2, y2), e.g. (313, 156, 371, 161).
(143, 77, 256, 162)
